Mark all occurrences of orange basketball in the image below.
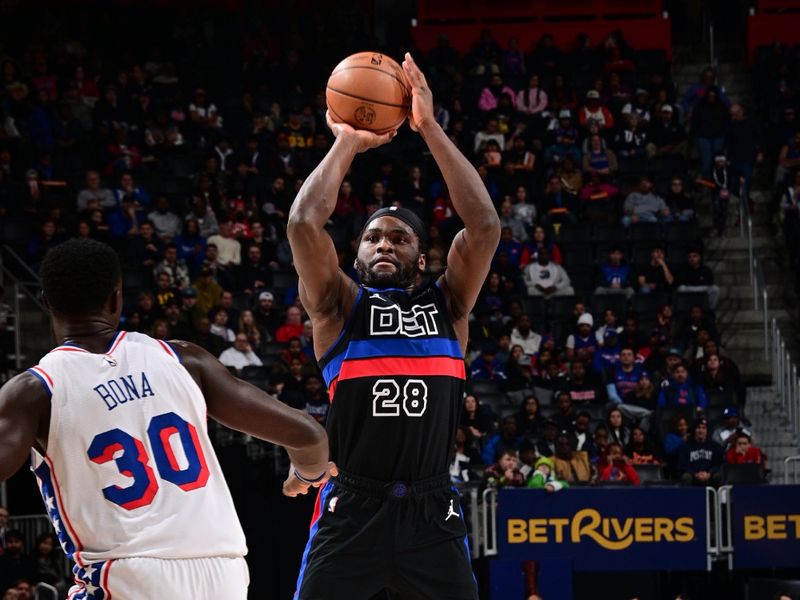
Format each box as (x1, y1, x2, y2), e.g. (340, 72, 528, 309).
(326, 52, 411, 134)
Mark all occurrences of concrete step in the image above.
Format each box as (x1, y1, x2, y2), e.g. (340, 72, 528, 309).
(716, 284, 782, 299)
(705, 236, 777, 251)
(717, 310, 791, 325)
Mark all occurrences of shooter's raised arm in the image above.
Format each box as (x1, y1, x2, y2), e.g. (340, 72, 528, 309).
(401, 53, 501, 343)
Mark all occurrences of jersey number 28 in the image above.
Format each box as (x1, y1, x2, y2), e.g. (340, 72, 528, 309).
(87, 411, 209, 510)
(372, 379, 428, 417)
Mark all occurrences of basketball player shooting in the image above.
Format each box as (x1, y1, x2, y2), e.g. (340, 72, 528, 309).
(287, 53, 500, 599)
(0, 238, 334, 599)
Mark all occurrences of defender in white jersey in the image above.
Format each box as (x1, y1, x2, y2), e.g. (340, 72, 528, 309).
(0, 239, 335, 600)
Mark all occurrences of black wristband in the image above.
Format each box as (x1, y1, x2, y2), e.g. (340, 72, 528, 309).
(294, 468, 326, 485)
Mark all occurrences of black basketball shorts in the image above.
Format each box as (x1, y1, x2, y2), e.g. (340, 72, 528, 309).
(293, 470, 478, 600)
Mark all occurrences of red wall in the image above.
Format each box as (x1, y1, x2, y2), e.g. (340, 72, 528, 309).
(747, 13, 800, 62)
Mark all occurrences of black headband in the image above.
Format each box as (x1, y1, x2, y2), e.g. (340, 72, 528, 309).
(361, 206, 428, 250)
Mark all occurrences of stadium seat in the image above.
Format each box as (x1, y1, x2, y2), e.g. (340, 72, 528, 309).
(556, 222, 591, 244)
(240, 365, 270, 389)
(272, 270, 299, 291)
(591, 293, 628, 321)
(547, 295, 578, 321)
(664, 221, 699, 244)
(631, 292, 669, 319)
(261, 342, 287, 357)
(560, 243, 594, 269)
(673, 291, 710, 313)
(520, 296, 546, 321)
(470, 380, 501, 396)
(629, 222, 662, 243)
(568, 266, 596, 296)
(479, 392, 506, 416)
(634, 464, 665, 484)
(592, 223, 627, 244)
(720, 463, 764, 485)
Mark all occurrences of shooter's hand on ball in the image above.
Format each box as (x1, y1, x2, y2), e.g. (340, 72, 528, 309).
(325, 111, 396, 153)
(401, 52, 434, 133)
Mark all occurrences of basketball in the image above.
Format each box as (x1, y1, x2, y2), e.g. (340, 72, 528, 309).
(326, 52, 411, 134)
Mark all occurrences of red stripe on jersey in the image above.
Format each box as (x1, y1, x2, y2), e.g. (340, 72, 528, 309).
(156, 339, 178, 360)
(337, 356, 465, 382)
(327, 379, 338, 402)
(103, 559, 114, 600)
(30, 366, 54, 389)
(44, 455, 85, 567)
(108, 331, 127, 355)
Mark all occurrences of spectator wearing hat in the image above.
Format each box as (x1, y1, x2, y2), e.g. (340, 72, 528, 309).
(528, 456, 569, 492)
(566, 313, 599, 364)
(482, 416, 524, 465)
(571, 411, 599, 458)
(592, 328, 622, 374)
(709, 153, 734, 237)
(678, 418, 723, 486)
(579, 89, 614, 132)
(544, 110, 581, 165)
(177, 286, 204, 332)
(623, 175, 672, 227)
(600, 442, 640, 485)
(658, 361, 708, 412)
(553, 431, 593, 483)
(676, 247, 720, 309)
(636, 244, 675, 294)
(646, 104, 688, 159)
(470, 343, 508, 382)
(595, 245, 635, 299)
(621, 88, 652, 123)
(711, 406, 752, 450)
(523, 247, 574, 297)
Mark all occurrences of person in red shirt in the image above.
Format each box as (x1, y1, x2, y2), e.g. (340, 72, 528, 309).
(600, 442, 640, 485)
(725, 432, 767, 468)
(275, 306, 305, 342)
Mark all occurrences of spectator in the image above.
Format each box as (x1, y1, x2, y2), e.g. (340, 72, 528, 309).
(582, 133, 619, 177)
(253, 290, 280, 341)
(461, 393, 495, 442)
(545, 110, 581, 166)
(173, 218, 207, 276)
(482, 416, 524, 465)
(600, 442, 641, 485)
(186, 196, 219, 238)
(571, 411, 599, 458)
(274, 306, 303, 343)
(725, 431, 766, 468)
(595, 308, 622, 345)
(595, 245, 635, 299)
(76, 169, 115, 211)
(606, 347, 651, 415)
(193, 266, 223, 315)
(510, 185, 537, 230)
(514, 394, 543, 439)
(622, 175, 671, 227)
(592, 328, 622, 374)
(510, 314, 541, 357)
(31, 533, 66, 591)
(0, 531, 35, 594)
(557, 156, 582, 196)
(699, 352, 744, 407)
(726, 103, 763, 199)
(606, 407, 631, 447)
(775, 131, 800, 186)
(301, 374, 329, 425)
(499, 198, 529, 242)
(678, 418, 723, 486)
(473, 118, 505, 155)
(516, 74, 548, 119)
(207, 221, 241, 269)
(536, 419, 559, 457)
(709, 153, 735, 237)
(505, 347, 534, 392)
(625, 426, 661, 465)
(553, 431, 592, 483)
(663, 415, 690, 467)
(681, 67, 730, 116)
(236, 244, 270, 294)
(646, 105, 688, 159)
(593, 424, 611, 469)
(553, 390, 577, 433)
(112, 171, 150, 208)
(484, 449, 526, 488)
(579, 90, 614, 132)
(540, 175, 579, 225)
(664, 176, 695, 221)
(153, 244, 190, 290)
(450, 427, 482, 485)
(523, 247, 574, 297)
(692, 87, 729, 178)
(127, 220, 163, 270)
(613, 113, 648, 163)
(676, 247, 720, 309)
(658, 362, 708, 413)
(209, 307, 235, 345)
(527, 456, 569, 492)
(478, 75, 516, 113)
(566, 313, 599, 364)
(711, 406, 752, 450)
(567, 359, 603, 405)
(147, 196, 182, 241)
(470, 343, 508, 382)
(637, 244, 675, 293)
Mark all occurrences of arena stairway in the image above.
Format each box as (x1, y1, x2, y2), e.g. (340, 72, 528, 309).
(744, 386, 799, 482)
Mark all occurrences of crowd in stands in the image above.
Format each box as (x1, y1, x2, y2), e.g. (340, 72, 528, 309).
(0, 10, 785, 586)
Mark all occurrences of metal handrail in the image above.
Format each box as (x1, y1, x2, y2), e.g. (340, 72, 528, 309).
(773, 318, 800, 435)
(740, 183, 769, 359)
(784, 455, 800, 484)
(717, 485, 734, 570)
(481, 487, 498, 556)
(705, 486, 718, 571)
(0, 244, 45, 312)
